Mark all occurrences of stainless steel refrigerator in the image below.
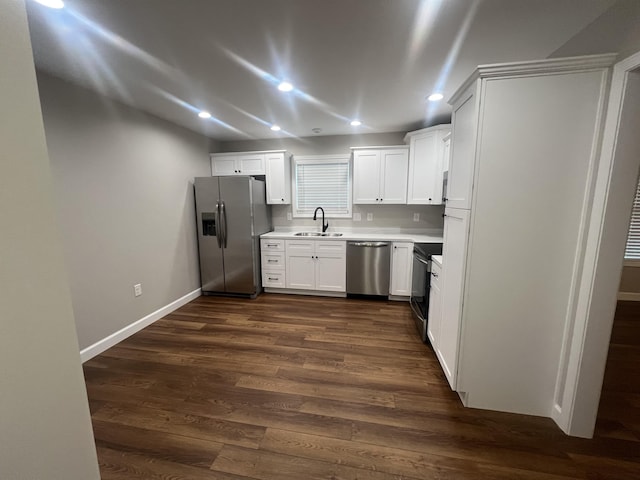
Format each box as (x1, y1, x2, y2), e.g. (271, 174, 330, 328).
(194, 176, 272, 297)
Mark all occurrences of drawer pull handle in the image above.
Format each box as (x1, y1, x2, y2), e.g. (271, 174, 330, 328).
(267, 259, 278, 263)
(268, 277, 279, 281)
(432, 272, 439, 278)
(267, 244, 278, 247)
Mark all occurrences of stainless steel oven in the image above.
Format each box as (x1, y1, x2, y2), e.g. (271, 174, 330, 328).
(410, 242, 443, 342)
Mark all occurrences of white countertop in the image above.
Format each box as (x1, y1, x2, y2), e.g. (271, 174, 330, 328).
(261, 228, 443, 244)
(432, 254, 443, 267)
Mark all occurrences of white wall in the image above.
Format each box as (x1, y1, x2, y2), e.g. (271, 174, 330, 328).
(550, 0, 640, 59)
(220, 132, 445, 231)
(37, 73, 212, 351)
(0, 1, 100, 478)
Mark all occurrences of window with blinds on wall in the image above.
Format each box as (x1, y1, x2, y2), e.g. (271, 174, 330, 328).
(625, 179, 640, 259)
(292, 155, 352, 218)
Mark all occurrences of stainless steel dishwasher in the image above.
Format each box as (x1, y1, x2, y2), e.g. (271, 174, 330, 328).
(346, 241, 391, 296)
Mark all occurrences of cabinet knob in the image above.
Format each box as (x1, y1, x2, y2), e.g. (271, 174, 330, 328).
(376, 198, 379, 201)
(442, 213, 447, 218)
(428, 198, 432, 201)
(281, 198, 284, 201)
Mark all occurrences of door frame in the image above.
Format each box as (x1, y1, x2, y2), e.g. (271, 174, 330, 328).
(554, 50, 640, 437)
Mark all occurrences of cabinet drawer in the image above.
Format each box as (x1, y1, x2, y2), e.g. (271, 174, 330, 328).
(316, 241, 346, 255)
(285, 239, 314, 254)
(262, 252, 285, 270)
(263, 271, 285, 288)
(261, 238, 284, 252)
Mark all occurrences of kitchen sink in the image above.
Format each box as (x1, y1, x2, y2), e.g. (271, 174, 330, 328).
(294, 232, 343, 237)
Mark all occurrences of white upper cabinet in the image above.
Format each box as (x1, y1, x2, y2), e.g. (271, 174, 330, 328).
(265, 152, 291, 204)
(404, 125, 451, 205)
(352, 146, 408, 204)
(211, 150, 291, 204)
(210, 152, 267, 176)
(446, 84, 479, 210)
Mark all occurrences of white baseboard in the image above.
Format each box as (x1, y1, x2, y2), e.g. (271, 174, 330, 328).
(617, 292, 640, 301)
(80, 288, 201, 363)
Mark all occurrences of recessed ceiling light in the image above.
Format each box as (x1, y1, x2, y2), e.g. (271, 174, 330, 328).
(277, 82, 293, 92)
(427, 93, 444, 102)
(198, 111, 212, 119)
(34, 0, 65, 8)
(270, 125, 281, 131)
(350, 120, 362, 126)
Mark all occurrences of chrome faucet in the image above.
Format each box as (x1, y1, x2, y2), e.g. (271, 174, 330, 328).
(313, 207, 329, 232)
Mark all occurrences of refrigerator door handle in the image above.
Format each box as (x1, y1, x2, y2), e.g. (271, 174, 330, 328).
(220, 201, 227, 248)
(215, 201, 222, 248)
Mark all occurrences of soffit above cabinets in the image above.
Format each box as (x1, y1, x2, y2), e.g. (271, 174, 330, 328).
(26, 0, 616, 141)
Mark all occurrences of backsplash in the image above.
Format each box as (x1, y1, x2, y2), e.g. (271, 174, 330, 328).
(271, 203, 444, 231)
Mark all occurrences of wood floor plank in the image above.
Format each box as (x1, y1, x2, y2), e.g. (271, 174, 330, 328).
(92, 419, 222, 467)
(97, 445, 251, 480)
(211, 444, 425, 480)
(84, 294, 640, 480)
(235, 373, 396, 407)
(93, 403, 266, 449)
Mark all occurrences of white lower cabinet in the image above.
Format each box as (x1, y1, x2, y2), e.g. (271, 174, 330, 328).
(390, 242, 413, 296)
(437, 207, 470, 390)
(285, 240, 346, 292)
(260, 239, 286, 288)
(426, 261, 442, 347)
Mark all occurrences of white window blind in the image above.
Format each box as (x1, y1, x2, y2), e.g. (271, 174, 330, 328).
(625, 179, 640, 259)
(292, 155, 352, 218)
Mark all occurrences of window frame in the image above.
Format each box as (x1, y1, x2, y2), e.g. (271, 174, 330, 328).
(291, 154, 352, 219)
(625, 177, 640, 261)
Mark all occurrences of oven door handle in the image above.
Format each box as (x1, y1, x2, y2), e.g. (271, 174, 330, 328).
(414, 255, 430, 266)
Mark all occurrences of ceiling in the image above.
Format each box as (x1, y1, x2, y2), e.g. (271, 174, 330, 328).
(26, 0, 616, 141)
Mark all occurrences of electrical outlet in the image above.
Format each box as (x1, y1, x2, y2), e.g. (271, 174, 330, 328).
(366, 213, 373, 221)
(353, 212, 361, 221)
(134, 283, 142, 297)
(287, 212, 292, 221)
(413, 213, 420, 222)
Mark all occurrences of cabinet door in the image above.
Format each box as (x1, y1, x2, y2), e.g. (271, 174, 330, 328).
(265, 153, 290, 204)
(211, 154, 238, 175)
(285, 240, 315, 289)
(442, 135, 451, 173)
(427, 262, 442, 347)
(237, 153, 265, 175)
(447, 85, 477, 209)
(353, 150, 381, 204)
(437, 207, 470, 390)
(407, 132, 439, 204)
(380, 149, 408, 204)
(390, 242, 413, 296)
(315, 241, 346, 292)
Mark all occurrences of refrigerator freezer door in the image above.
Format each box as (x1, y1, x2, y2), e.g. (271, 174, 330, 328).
(219, 177, 256, 294)
(195, 177, 225, 293)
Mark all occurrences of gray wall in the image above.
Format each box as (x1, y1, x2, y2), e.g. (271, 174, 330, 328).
(37, 73, 212, 351)
(219, 132, 445, 231)
(0, 1, 100, 478)
(550, 0, 640, 60)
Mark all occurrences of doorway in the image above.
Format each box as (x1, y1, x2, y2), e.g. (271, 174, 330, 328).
(558, 54, 640, 437)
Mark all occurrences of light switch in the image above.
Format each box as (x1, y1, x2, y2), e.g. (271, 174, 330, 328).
(413, 213, 420, 222)
(287, 212, 292, 221)
(366, 213, 373, 221)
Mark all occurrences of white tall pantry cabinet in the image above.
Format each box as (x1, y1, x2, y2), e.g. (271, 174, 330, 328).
(439, 55, 615, 419)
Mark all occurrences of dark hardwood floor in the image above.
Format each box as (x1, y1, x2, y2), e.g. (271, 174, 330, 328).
(83, 294, 640, 479)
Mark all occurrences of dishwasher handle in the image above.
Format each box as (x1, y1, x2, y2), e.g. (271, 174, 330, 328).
(348, 241, 390, 248)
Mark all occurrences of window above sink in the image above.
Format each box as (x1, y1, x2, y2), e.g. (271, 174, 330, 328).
(292, 155, 352, 219)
